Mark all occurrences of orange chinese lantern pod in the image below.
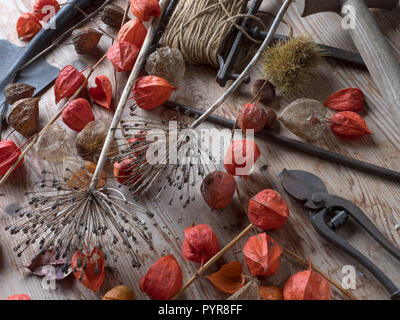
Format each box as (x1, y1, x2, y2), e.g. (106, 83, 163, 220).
(130, 0, 161, 22)
(243, 233, 282, 276)
(71, 248, 105, 293)
(113, 158, 141, 184)
(330, 111, 372, 139)
(181, 224, 219, 264)
(7, 294, 31, 300)
(259, 285, 284, 300)
(206, 261, 245, 294)
(248, 189, 289, 230)
(107, 41, 140, 72)
(223, 139, 260, 177)
(62, 98, 95, 132)
(128, 131, 147, 158)
(117, 19, 147, 48)
(131, 76, 176, 110)
(323, 88, 364, 112)
(237, 103, 268, 133)
(54, 65, 87, 103)
(0, 140, 24, 176)
(33, 0, 60, 21)
(200, 171, 237, 210)
(140, 255, 183, 300)
(16, 13, 42, 41)
(88, 75, 112, 109)
(283, 268, 331, 300)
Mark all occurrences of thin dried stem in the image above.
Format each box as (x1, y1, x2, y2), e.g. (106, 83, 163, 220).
(89, 0, 171, 190)
(282, 247, 357, 300)
(171, 223, 253, 300)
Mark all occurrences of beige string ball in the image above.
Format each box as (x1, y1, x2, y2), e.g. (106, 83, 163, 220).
(145, 46, 186, 86)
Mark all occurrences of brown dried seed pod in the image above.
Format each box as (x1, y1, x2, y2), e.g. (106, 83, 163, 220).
(145, 47, 185, 86)
(4, 83, 35, 105)
(101, 4, 125, 27)
(72, 28, 102, 55)
(251, 79, 275, 105)
(264, 109, 278, 130)
(76, 120, 110, 162)
(6, 97, 40, 136)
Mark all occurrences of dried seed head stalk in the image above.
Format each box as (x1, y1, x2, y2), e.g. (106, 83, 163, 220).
(5, 169, 153, 270)
(110, 107, 216, 207)
(261, 35, 323, 94)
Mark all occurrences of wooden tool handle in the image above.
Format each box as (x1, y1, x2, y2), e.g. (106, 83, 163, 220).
(344, 0, 400, 127)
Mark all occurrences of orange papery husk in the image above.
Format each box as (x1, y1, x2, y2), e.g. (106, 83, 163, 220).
(7, 294, 31, 300)
(248, 189, 290, 230)
(71, 248, 105, 293)
(89, 75, 113, 109)
(117, 19, 147, 48)
(130, 0, 161, 22)
(113, 158, 142, 184)
(140, 255, 183, 300)
(54, 65, 87, 103)
(223, 139, 261, 177)
(16, 13, 42, 41)
(323, 88, 364, 112)
(243, 233, 282, 276)
(283, 268, 331, 300)
(200, 171, 237, 210)
(62, 98, 95, 132)
(131, 75, 176, 110)
(182, 224, 219, 264)
(237, 103, 267, 133)
(33, 0, 60, 21)
(330, 111, 372, 139)
(206, 261, 245, 294)
(259, 286, 284, 300)
(107, 41, 140, 72)
(0, 140, 24, 175)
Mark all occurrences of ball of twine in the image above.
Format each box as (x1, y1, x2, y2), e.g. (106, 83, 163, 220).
(161, 0, 267, 68)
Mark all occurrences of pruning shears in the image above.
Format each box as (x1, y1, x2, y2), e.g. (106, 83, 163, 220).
(279, 169, 400, 300)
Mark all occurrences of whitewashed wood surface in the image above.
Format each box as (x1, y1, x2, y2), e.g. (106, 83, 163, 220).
(0, 0, 399, 300)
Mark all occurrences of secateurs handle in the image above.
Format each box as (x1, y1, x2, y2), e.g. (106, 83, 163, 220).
(310, 208, 400, 300)
(309, 192, 400, 262)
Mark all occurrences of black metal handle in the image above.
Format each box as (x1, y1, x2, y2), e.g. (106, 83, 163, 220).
(310, 193, 400, 262)
(311, 208, 400, 300)
(163, 101, 400, 184)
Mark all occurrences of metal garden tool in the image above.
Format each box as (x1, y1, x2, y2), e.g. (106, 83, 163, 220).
(297, 0, 400, 127)
(0, 0, 109, 127)
(279, 169, 400, 300)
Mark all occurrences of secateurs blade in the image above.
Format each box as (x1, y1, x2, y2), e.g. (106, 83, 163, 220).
(279, 169, 400, 300)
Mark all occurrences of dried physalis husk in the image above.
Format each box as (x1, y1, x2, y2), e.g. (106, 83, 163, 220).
(72, 28, 102, 55)
(279, 98, 327, 141)
(145, 46, 185, 86)
(76, 120, 111, 162)
(36, 124, 75, 163)
(101, 4, 125, 27)
(4, 83, 35, 105)
(6, 97, 39, 136)
(63, 157, 107, 189)
(102, 285, 135, 300)
(227, 278, 261, 300)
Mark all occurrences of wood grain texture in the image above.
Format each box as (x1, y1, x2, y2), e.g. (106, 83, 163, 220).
(0, 0, 399, 300)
